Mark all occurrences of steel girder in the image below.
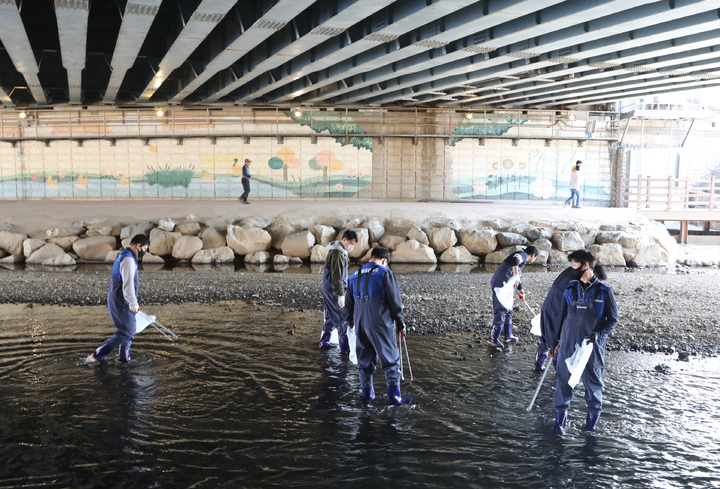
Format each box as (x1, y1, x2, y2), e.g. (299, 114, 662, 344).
(231, 0, 480, 104)
(352, 0, 720, 106)
(103, 1, 163, 104)
(136, 0, 237, 103)
(0, 0, 47, 105)
(202, 0, 398, 103)
(54, 0, 91, 104)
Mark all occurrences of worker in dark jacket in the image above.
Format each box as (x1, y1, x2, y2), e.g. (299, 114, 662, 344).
(319, 229, 358, 354)
(345, 247, 410, 405)
(533, 249, 596, 371)
(240, 158, 252, 204)
(87, 234, 150, 363)
(553, 255, 619, 432)
(487, 245, 539, 348)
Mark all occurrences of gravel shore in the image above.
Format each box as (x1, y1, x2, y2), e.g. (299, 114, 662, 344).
(1, 267, 719, 356)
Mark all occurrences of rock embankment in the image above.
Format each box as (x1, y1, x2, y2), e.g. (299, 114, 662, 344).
(0, 214, 679, 269)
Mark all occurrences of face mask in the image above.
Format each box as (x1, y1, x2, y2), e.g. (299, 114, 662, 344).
(345, 244, 355, 253)
(569, 267, 584, 280)
(138, 248, 147, 258)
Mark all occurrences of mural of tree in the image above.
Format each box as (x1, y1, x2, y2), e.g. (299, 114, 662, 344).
(269, 148, 301, 181)
(309, 150, 343, 183)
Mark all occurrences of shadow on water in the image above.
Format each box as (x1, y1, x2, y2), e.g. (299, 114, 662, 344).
(0, 303, 719, 488)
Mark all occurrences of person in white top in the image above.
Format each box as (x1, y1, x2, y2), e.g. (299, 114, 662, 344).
(563, 160, 583, 209)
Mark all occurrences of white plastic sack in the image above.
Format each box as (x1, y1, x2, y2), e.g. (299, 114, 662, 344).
(348, 327, 358, 365)
(135, 310, 157, 334)
(566, 339, 594, 388)
(493, 275, 520, 310)
(530, 314, 542, 336)
(319, 328, 340, 346)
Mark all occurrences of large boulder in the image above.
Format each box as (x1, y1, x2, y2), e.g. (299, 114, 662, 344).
(333, 217, 363, 230)
(26, 243, 65, 264)
(273, 254, 291, 265)
(310, 245, 328, 263)
(310, 225, 336, 246)
(645, 220, 679, 264)
(0, 231, 29, 255)
(266, 223, 296, 250)
(175, 222, 202, 236)
(0, 253, 24, 264)
(629, 244, 669, 267)
(596, 231, 623, 244)
(42, 253, 76, 266)
(524, 227, 553, 241)
(428, 228, 457, 253)
(227, 225, 272, 255)
(244, 251, 271, 264)
(439, 245, 479, 264)
(503, 223, 531, 235)
(362, 219, 385, 242)
(141, 253, 165, 264)
(106, 250, 120, 263)
(533, 238, 552, 253)
(191, 247, 235, 264)
(618, 233, 648, 249)
(336, 228, 369, 259)
(484, 245, 525, 264)
(552, 231, 585, 252)
(73, 236, 118, 261)
(46, 227, 85, 238)
(200, 227, 226, 249)
(120, 221, 155, 240)
(479, 220, 503, 230)
(87, 225, 122, 237)
(581, 227, 598, 247)
(49, 236, 79, 251)
(157, 218, 176, 232)
(281, 231, 315, 258)
(496, 232, 527, 247)
(204, 217, 235, 229)
(379, 234, 406, 251)
(391, 240, 437, 263)
(535, 250, 549, 265)
(149, 228, 182, 256)
(599, 223, 628, 232)
(172, 236, 203, 260)
(238, 217, 272, 229)
(459, 228, 497, 255)
(587, 244, 626, 266)
(23, 238, 46, 258)
(406, 226, 429, 246)
(548, 249, 569, 264)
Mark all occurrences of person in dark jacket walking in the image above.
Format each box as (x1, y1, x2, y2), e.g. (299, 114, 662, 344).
(86, 234, 150, 363)
(345, 247, 411, 405)
(487, 245, 540, 348)
(319, 229, 358, 354)
(553, 254, 619, 432)
(533, 249, 596, 371)
(240, 158, 252, 204)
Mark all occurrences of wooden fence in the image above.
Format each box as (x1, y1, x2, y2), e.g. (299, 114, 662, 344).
(620, 175, 719, 210)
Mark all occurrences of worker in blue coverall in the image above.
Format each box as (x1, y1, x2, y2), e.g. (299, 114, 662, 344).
(86, 234, 150, 363)
(487, 245, 540, 348)
(553, 254, 618, 432)
(319, 229, 358, 354)
(345, 247, 411, 405)
(533, 249, 597, 371)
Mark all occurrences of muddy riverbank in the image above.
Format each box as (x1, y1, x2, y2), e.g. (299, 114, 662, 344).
(1, 267, 718, 356)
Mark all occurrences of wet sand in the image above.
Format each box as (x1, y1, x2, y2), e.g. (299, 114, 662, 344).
(1, 267, 718, 356)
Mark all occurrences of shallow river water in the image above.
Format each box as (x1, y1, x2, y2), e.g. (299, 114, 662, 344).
(0, 303, 719, 488)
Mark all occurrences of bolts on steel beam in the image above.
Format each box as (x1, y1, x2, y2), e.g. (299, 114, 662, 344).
(277, 136, 284, 144)
(378, 137, 385, 145)
(243, 136, 250, 144)
(175, 138, 183, 146)
(412, 137, 418, 145)
(545, 139, 551, 147)
(311, 136, 317, 144)
(577, 140, 584, 147)
(512, 139, 518, 147)
(478, 138, 485, 146)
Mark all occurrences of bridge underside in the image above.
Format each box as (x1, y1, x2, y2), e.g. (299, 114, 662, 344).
(0, 0, 719, 111)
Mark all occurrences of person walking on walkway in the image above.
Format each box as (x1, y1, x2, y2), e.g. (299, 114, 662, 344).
(564, 160, 583, 209)
(345, 247, 411, 405)
(487, 245, 540, 348)
(553, 253, 618, 432)
(87, 234, 150, 363)
(319, 230, 358, 354)
(240, 158, 252, 204)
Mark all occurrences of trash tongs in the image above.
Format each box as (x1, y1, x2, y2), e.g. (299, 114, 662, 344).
(137, 311, 178, 342)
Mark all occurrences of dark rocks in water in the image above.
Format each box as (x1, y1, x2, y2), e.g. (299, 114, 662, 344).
(678, 351, 690, 361)
(654, 364, 671, 374)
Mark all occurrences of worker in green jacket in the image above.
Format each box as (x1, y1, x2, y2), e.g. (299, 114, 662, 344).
(320, 229, 358, 354)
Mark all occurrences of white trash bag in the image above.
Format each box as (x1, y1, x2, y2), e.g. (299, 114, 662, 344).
(530, 314, 542, 336)
(494, 275, 520, 310)
(565, 339, 594, 388)
(135, 310, 178, 342)
(348, 327, 358, 365)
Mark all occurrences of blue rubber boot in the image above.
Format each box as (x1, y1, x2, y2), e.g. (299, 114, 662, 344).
(361, 385, 376, 401)
(387, 384, 412, 405)
(118, 346, 131, 363)
(93, 341, 114, 361)
(502, 322, 519, 343)
(553, 409, 567, 434)
(534, 351, 548, 372)
(318, 331, 336, 350)
(338, 335, 350, 355)
(486, 325, 504, 349)
(585, 411, 601, 432)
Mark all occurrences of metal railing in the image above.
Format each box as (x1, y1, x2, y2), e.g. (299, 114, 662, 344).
(620, 175, 720, 210)
(0, 107, 620, 144)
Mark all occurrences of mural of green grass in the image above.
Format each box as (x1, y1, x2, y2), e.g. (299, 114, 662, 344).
(145, 164, 195, 188)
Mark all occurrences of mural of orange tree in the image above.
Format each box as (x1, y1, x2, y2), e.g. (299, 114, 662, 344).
(268, 148, 301, 181)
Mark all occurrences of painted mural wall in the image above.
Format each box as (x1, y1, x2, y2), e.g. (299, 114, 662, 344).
(0, 133, 613, 203)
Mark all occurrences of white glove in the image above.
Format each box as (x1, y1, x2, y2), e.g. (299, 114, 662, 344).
(130, 304, 140, 314)
(338, 295, 345, 309)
